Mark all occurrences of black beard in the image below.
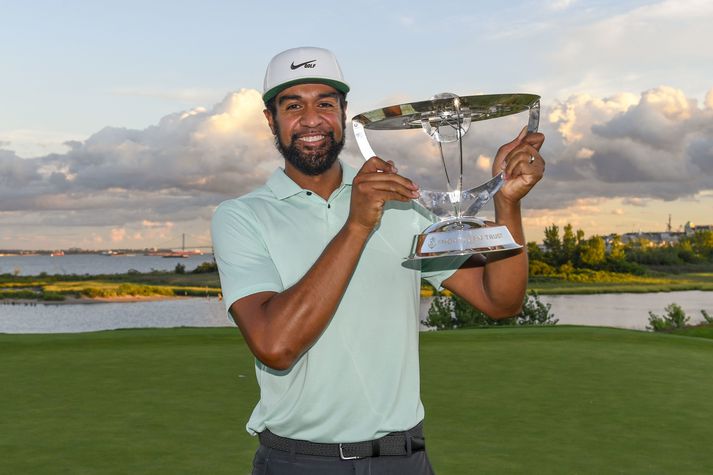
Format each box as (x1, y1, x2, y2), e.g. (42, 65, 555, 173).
(274, 127, 345, 176)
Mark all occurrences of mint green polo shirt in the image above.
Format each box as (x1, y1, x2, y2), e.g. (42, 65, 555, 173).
(211, 161, 463, 443)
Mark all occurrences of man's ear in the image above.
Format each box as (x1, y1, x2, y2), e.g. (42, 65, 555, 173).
(263, 109, 276, 135)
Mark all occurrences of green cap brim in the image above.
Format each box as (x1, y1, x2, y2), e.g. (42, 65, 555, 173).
(263, 78, 350, 103)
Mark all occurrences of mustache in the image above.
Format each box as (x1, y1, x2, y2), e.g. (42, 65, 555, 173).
(290, 130, 336, 142)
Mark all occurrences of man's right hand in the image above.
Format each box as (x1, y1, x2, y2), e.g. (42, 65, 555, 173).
(228, 157, 419, 371)
(347, 156, 420, 234)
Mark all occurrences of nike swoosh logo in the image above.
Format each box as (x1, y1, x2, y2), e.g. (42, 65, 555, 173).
(290, 60, 316, 70)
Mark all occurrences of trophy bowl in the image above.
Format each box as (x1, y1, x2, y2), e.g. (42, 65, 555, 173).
(352, 93, 540, 260)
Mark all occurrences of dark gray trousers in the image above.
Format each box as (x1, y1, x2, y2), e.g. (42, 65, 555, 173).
(250, 444, 436, 475)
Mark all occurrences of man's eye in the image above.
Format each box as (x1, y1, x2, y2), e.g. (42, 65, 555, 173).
(318, 102, 335, 108)
(285, 104, 300, 110)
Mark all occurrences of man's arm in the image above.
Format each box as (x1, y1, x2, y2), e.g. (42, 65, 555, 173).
(442, 129, 545, 319)
(229, 157, 419, 370)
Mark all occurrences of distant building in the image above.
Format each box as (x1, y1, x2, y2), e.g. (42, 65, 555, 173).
(684, 221, 713, 236)
(620, 231, 684, 247)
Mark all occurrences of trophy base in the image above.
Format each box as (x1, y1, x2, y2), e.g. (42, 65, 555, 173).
(408, 217, 522, 260)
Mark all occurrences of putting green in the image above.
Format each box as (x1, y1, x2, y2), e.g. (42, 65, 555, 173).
(1, 326, 711, 474)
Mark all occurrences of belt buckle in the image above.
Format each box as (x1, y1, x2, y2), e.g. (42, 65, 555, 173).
(339, 443, 362, 460)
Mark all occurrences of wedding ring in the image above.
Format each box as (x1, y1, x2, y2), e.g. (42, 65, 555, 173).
(529, 156, 535, 164)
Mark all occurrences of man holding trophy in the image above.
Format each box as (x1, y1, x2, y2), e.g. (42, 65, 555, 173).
(212, 46, 545, 474)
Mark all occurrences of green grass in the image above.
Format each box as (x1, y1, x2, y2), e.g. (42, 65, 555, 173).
(528, 270, 713, 294)
(2, 327, 713, 474)
(0, 272, 222, 301)
(669, 323, 713, 340)
(3, 268, 713, 302)
(421, 327, 713, 474)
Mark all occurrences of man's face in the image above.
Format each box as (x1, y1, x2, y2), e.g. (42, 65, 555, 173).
(265, 83, 346, 176)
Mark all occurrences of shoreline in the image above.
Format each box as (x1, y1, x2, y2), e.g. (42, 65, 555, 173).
(0, 295, 204, 306)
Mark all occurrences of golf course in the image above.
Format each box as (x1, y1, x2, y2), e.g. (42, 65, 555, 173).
(2, 326, 712, 474)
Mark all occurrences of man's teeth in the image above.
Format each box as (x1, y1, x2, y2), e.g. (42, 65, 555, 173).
(299, 135, 325, 143)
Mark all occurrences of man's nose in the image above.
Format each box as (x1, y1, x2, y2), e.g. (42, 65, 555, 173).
(299, 106, 323, 127)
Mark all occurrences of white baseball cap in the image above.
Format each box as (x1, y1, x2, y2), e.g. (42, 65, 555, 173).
(262, 46, 350, 103)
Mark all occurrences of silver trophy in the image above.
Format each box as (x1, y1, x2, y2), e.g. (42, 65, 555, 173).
(352, 93, 540, 259)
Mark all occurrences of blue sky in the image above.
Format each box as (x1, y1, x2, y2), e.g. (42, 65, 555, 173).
(1, 0, 712, 249)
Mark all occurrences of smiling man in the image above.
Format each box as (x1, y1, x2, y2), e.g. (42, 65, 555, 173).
(211, 46, 545, 474)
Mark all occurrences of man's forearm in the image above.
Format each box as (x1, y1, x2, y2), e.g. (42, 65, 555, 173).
(243, 222, 371, 369)
(482, 196, 529, 314)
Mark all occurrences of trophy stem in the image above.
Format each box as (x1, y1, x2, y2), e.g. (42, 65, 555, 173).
(437, 141, 453, 190)
(456, 100, 464, 219)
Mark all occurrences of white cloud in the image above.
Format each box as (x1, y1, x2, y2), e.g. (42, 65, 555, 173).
(0, 89, 277, 229)
(477, 154, 492, 171)
(546, 0, 713, 98)
(623, 197, 647, 207)
(705, 89, 713, 109)
(111, 228, 126, 242)
(142, 220, 174, 229)
(0, 129, 84, 158)
(1, 84, 712, 248)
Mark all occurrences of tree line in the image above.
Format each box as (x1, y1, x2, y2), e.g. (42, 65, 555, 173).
(528, 224, 713, 274)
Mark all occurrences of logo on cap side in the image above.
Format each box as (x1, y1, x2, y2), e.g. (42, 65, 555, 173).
(290, 60, 317, 70)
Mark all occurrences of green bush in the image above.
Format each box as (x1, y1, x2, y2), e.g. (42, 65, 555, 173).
(512, 291, 558, 326)
(425, 290, 557, 330)
(425, 296, 456, 330)
(529, 260, 555, 276)
(116, 284, 174, 297)
(426, 294, 498, 329)
(41, 292, 66, 301)
(192, 260, 218, 274)
(80, 284, 174, 298)
(701, 309, 713, 324)
(0, 289, 40, 299)
(174, 287, 221, 297)
(647, 303, 690, 331)
(175, 263, 186, 274)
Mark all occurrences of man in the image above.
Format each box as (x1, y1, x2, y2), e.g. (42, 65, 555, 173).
(211, 46, 545, 474)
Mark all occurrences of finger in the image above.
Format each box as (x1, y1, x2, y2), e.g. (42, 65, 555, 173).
(493, 126, 530, 170)
(355, 171, 419, 191)
(507, 157, 543, 181)
(361, 156, 397, 174)
(357, 178, 421, 200)
(516, 125, 528, 141)
(522, 132, 545, 150)
(371, 188, 419, 202)
(504, 145, 543, 177)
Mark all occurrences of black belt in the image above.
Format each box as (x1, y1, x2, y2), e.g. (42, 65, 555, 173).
(258, 422, 426, 460)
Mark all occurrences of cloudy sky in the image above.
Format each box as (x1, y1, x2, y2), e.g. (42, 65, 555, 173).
(1, 0, 712, 250)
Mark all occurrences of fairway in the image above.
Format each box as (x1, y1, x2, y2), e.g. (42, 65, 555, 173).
(2, 327, 712, 474)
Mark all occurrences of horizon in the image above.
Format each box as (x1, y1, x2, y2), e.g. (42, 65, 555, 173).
(2, 0, 712, 249)
(1, 219, 707, 253)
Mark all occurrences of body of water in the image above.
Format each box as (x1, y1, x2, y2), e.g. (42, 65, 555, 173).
(0, 254, 214, 276)
(1, 298, 230, 333)
(421, 291, 712, 331)
(2, 291, 711, 334)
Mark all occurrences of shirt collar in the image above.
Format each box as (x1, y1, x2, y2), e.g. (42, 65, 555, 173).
(266, 160, 358, 200)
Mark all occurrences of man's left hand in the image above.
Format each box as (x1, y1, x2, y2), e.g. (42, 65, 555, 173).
(492, 127, 545, 205)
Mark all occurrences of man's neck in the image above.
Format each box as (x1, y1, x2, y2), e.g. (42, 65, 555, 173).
(284, 160, 343, 201)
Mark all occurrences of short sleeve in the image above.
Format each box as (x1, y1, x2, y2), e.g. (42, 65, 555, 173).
(420, 255, 469, 290)
(211, 200, 283, 315)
